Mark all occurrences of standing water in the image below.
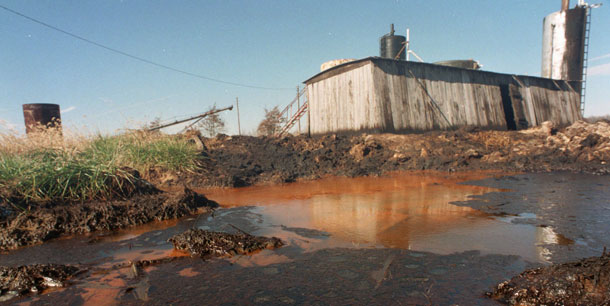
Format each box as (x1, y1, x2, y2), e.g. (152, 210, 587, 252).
(3, 171, 607, 305)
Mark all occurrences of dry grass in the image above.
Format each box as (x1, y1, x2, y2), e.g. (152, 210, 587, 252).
(0, 128, 200, 205)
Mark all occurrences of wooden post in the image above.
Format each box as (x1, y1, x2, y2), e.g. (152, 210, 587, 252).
(297, 86, 301, 134)
(307, 87, 311, 137)
(236, 97, 241, 136)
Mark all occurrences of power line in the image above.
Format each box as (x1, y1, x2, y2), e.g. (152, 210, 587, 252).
(0, 4, 293, 91)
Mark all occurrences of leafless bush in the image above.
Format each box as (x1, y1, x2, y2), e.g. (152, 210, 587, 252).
(257, 106, 284, 136)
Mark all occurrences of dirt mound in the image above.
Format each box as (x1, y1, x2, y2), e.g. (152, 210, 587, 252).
(545, 120, 610, 163)
(489, 252, 610, 305)
(168, 121, 609, 188)
(0, 188, 218, 250)
(168, 228, 283, 258)
(0, 264, 79, 301)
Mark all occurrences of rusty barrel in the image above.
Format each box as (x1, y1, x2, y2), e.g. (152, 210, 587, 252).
(22, 103, 62, 134)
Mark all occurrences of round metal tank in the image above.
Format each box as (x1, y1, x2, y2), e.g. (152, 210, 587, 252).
(380, 33, 406, 60)
(541, 7, 586, 83)
(434, 59, 481, 70)
(22, 103, 62, 134)
(320, 59, 356, 71)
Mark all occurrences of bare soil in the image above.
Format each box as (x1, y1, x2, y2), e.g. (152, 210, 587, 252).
(165, 120, 610, 188)
(0, 188, 218, 250)
(490, 252, 610, 305)
(168, 228, 283, 258)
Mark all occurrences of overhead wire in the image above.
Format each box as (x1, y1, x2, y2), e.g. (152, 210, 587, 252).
(0, 4, 293, 91)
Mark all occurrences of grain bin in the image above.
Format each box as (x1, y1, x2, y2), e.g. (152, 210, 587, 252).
(380, 24, 406, 60)
(541, 2, 586, 86)
(22, 103, 62, 134)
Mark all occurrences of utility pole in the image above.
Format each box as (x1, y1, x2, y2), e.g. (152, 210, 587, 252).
(236, 97, 241, 136)
(297, 86, 301, 134)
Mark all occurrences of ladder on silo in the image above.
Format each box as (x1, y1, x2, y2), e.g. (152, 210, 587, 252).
(580, 9, 592, 116)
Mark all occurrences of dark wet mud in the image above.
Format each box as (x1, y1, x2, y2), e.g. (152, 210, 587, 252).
(0, 188, 217, 250)
(168, 120, 610, 188)
(1, 171, 609, 305)
(490, 252, 610, 305)
(0, 264, 79, 302)
(452, 172, 610, 263)
(42, 249, 527, 306)
(453, 172, 610, 304)
(168, 228, 283, 258)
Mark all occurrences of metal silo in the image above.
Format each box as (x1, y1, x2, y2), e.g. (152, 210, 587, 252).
(380, 24, 406, 60)
(541, 1, 586, 85)
(22, 103, 62, 134)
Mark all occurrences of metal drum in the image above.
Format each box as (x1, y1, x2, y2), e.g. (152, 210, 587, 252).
(22, 103, 62, 134)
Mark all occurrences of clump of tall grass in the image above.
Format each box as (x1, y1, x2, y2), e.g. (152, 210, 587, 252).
(0, 128, 201, 206)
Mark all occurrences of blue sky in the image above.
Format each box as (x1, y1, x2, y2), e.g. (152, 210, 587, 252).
(1, 0, 609, 135)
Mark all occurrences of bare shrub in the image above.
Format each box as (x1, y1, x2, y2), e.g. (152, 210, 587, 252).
(198, 105, 226, 137)
(257, 106, 284, 136)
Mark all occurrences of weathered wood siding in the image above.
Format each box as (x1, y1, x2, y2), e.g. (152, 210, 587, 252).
(371, 60, 508, 132)
(510, 76, 581, 128)
(308, 62, 382, 134)
(305, 58, 581, 134)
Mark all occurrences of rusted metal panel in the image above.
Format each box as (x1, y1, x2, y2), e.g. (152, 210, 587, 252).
(22, 103, 61, 134)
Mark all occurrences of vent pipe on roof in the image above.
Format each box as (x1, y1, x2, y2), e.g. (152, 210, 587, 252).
(562, 0, 570, 11)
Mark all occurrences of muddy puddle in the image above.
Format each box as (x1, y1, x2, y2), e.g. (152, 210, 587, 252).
(197, 172, 567, 263)
(2, 171, 609, 305)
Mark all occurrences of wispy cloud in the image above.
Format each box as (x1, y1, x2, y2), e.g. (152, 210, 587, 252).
(589, 62, 610, 76)
(61, 106, 77, 114)
(590, 53, 610, 62)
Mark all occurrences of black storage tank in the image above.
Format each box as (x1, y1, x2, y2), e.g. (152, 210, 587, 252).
(380, 24, 406, 60)
(22, 103, 62, 134)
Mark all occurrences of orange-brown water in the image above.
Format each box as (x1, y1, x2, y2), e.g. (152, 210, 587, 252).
(194, 171, 567, 263)
(10, 171, 605, 305)
(8, 171, 586, 305)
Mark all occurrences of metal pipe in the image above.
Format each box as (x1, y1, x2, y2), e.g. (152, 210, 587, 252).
(236, 97, 241, 136)
(406, 28, 410, 61)
(562, 0, 570, 11)
(147, 105, 233, 131)
(390, 23, 394, 35)
(408, 50, 424, 62)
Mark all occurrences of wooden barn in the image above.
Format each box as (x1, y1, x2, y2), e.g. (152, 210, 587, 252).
(303, 57, 582, 135)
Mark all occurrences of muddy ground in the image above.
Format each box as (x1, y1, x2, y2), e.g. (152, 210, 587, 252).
(163, 120, 610, 188)
(169, 228, 283, 258)
(0, 120, 608, 304)
(0, 171, 608, 304)
(0, 188, 218, 250)
(0, 264, 79, 302)
(490, 252, 610, 305)
(452, 172, 610, 304)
